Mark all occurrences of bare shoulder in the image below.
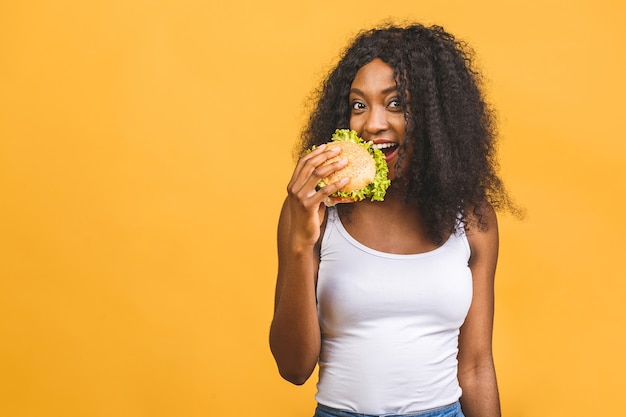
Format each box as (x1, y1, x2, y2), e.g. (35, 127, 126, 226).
(465, 202, 499, 264)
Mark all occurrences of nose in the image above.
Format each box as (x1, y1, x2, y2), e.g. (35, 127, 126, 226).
(364, 106, 389, 134)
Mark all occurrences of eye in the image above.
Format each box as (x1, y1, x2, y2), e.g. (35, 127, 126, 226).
(351, 101, 366, 111)
(387, 98, 404, 113)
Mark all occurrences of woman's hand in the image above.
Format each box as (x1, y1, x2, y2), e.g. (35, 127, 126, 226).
(285, 144, 349, 248)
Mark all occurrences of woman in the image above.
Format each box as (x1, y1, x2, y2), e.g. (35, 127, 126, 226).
(270, 23, 517, 417)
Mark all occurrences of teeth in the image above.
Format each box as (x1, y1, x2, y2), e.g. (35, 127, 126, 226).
(371, 142, 397, 149)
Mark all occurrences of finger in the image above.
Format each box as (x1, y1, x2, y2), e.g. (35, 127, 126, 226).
(290, 144, 329, 184)
(293, 166, 350, 210)
(296, 177, 350, 211)
(288, 145, 343, 193)
(296, 156, 348, 200)
(316, 177, 350, 199)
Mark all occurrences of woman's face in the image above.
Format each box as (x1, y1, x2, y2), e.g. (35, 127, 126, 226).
(349, 58, 408, 180)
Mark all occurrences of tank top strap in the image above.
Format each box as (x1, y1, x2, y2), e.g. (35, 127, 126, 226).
(326, 206, 339, 223)
(321, 206, 339, 249)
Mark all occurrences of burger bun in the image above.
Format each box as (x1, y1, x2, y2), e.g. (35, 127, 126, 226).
(321, 141, 376, 192)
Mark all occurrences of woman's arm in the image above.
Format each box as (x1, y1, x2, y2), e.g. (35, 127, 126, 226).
(458, 204, 501, 417)
(269, 144, 348, 385)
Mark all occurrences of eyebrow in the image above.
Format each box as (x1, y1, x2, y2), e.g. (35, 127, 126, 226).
(350, 86, 398, 95)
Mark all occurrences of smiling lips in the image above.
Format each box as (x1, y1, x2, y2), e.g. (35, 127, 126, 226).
(371, 142, 399, 161)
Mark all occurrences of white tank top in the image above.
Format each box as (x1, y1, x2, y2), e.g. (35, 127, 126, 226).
(315, 207, 473, 414)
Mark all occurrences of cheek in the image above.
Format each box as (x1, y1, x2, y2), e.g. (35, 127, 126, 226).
(348, 119, 357, 132)
(392, 144, 414, 179)
(348, 116, 363, 134)
(391, 117, 407, 141)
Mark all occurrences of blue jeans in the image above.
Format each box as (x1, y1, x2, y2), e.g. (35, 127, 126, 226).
(313, 401, 465, 417)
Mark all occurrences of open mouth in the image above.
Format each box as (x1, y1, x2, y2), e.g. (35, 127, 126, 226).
(371, 142, 399, 160)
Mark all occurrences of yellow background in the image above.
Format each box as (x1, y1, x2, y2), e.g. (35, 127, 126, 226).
(1, 1, 624, 416)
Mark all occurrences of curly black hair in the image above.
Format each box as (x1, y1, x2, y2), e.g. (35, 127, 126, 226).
(297, 23, 520, 244)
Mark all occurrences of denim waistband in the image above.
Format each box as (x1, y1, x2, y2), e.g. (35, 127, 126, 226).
(314, 401, 463, 417)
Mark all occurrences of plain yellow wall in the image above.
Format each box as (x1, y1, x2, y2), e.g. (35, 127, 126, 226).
(1, 1, 624, 416)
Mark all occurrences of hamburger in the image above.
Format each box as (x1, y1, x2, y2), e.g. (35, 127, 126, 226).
(311, 129, 391, 205)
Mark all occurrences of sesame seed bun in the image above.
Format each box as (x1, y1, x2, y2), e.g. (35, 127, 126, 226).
(321, 140, 376, 192)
